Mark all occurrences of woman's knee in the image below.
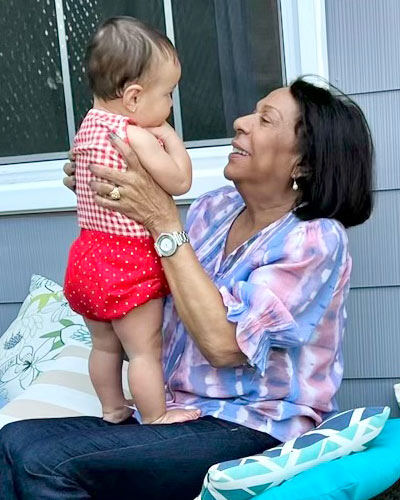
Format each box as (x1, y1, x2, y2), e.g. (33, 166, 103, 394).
(0, 421, 28, 455)
(19, 443, 54, 477)
(0, 421, 39, 482)
(5, 442, 65, 499)
(5, 434, 67, 481)
(0, 418, 61, 461)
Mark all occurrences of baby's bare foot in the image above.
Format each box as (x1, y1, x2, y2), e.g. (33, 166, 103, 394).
(103, 406, 133, 424)
(151, 408, 201, 425)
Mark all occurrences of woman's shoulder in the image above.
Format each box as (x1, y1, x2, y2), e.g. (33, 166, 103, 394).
(292, 216, 348, 236)
(285, 216, 349, 258)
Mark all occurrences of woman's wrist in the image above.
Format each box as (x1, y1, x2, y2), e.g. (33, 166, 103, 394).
(148, 205, 183, 238)
(150, 223, 184, 239)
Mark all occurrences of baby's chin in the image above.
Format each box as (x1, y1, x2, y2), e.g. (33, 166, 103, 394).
(143, 119, 167, 128)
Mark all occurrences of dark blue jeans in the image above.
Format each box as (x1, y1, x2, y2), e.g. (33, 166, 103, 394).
(0, 415, 280, 500)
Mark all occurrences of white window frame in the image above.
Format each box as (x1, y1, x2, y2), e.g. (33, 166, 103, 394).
(0, 0, 329, 215)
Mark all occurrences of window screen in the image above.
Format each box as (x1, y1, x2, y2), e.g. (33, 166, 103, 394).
(0, 0, 69, 157)
(0, 0, 283, 159)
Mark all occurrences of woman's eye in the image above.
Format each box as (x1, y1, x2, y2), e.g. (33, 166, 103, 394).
(260, 116, 271, 124)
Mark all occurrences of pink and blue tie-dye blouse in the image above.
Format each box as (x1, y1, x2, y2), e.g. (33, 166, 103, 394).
(162, 186, 352, 442)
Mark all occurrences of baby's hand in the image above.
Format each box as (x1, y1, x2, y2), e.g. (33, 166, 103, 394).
(147, 122, 177, 143)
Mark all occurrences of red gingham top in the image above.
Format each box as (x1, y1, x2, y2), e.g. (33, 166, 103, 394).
(73, 108, 150, 238)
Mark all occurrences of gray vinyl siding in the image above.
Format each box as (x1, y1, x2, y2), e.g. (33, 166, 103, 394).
(326, 0, 400, 416)
(337, 378, 400, 414)
(325, 0, 400, 95)
(0, 304, 21, 340)
(1, 0, 399, 417)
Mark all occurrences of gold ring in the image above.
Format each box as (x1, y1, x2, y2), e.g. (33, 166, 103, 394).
(109, 186, 121, 200)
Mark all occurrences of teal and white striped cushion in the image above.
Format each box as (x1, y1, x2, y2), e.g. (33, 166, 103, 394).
(197, 406, 390, 500)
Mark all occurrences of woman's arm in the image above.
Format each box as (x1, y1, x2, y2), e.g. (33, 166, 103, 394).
(127, 124, 192, 196)
(87, 135, 246, 368)
(154, 240, 247, 368)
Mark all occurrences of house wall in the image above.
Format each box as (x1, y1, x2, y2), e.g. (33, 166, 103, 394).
(1, 0, 399, 415)
(325, 0, 400, 414)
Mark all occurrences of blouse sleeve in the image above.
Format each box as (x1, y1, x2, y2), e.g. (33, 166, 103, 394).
(219, 220, 349, 375)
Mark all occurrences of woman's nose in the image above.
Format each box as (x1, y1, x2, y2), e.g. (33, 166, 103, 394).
(233, 113, 253, 134)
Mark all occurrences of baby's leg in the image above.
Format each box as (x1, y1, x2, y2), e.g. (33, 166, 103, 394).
(84, 318, 132, 423)
(112, 299, 200, 424)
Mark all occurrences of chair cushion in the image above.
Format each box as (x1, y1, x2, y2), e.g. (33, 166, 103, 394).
(197, 407, 390, 500)
(254, 418, 400, 500)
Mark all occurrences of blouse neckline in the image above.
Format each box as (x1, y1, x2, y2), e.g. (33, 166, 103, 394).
(216, 198, 295, 276)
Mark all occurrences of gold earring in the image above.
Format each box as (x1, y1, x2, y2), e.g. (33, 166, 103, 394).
(292, 178, 299, 191)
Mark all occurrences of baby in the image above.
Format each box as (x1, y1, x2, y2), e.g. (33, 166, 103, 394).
(64, 16, 198, 425)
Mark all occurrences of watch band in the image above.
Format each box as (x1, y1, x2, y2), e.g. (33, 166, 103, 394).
(173, 230, 190, 246)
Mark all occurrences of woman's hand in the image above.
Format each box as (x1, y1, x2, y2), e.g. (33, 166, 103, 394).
(63, 151, 76, 191)
(88, 133, 181, 235)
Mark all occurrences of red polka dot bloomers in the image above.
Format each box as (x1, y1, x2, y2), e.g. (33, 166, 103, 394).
(64, 109, 169, 321)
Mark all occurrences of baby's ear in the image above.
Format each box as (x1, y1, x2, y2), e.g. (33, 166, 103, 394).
(122, 84, 143, 113)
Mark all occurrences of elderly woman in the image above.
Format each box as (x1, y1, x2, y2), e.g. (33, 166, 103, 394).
(0, 78, 373, 500)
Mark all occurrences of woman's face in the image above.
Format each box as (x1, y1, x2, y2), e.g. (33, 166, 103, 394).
(225, 88, 300, 195)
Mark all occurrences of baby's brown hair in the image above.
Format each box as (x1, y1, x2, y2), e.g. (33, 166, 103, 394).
(86, 16, 177, 100)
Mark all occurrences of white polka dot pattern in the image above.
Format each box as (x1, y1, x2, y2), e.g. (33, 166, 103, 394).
(64, 229, 169, 320)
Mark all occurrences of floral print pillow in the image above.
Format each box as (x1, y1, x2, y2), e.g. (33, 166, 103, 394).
(0, 275, 92, 401)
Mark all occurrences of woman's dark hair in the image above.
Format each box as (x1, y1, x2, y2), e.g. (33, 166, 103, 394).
(290, 77, 374, 228)
(86, 16, 177, 100)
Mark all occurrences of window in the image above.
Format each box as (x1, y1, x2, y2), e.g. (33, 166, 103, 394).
(0, 0, 69, 160)
(0, 0, 328, 214)
(169, 0, 283, 143)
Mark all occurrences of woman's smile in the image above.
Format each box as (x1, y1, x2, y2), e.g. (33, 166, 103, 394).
(229, 141, 251, 161)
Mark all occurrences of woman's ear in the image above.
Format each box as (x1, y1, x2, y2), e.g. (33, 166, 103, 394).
(122, 84, 143, 114)
(292, 155, 312, 180)
(291, 156, 302, 179)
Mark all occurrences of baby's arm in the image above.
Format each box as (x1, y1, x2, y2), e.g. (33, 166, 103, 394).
(126, 123, 192, 196)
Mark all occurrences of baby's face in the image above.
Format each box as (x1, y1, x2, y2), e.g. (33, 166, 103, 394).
(134, 57, 181, 127)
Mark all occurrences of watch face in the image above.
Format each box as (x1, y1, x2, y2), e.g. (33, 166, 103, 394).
(157, 234, 177, 257)
(160, 237, 173, 253)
